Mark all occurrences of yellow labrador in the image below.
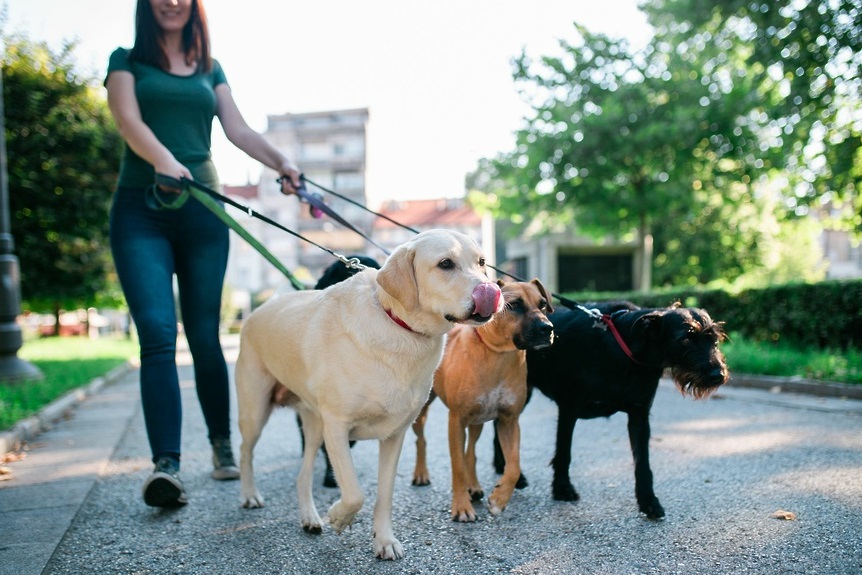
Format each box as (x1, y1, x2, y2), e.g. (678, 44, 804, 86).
(235, 229, 503, 560)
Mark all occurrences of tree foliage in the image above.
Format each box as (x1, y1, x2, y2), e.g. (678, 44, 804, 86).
(471, 24, 771, 287)
(2, 33, 123, 313)
(472, 0, 860, 287)
(644, 0, 862, 232)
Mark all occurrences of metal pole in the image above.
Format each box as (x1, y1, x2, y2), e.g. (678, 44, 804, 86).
(0, 66, 43, 382)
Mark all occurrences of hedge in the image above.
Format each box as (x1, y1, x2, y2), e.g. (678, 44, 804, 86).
(564, 279, 862, 351)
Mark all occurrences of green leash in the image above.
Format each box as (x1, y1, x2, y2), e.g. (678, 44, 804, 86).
(187, 187, 306, 291)
(146, 180, 306, 291)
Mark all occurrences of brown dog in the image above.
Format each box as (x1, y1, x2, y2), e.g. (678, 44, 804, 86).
(411, 279, 554, 521)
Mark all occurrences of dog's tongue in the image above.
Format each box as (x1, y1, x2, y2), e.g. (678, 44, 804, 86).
(472, 282, 502, 318)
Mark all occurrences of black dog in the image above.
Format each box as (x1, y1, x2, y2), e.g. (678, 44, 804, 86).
(495, 301, 728, 519)
(296, 255, 381, 487)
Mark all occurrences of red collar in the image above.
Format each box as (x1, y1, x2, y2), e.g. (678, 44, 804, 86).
(385, 308, 417, 333)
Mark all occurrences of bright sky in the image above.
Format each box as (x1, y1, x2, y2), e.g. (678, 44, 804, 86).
(3, 0, 652, 204)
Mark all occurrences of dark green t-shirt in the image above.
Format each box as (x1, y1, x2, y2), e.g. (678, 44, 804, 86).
(106, 47, 227, 188)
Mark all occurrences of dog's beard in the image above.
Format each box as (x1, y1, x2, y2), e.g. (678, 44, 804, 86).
(671, 364, 728, 399)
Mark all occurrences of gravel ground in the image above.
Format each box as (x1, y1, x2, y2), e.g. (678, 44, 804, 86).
(40, 346, 862, 575)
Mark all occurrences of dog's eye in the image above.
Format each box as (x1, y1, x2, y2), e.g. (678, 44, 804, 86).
(438, 258, 455, 270)
(508, 299, 524, 312)
(478, 257, 485, 267)
(539, 300, 548, 311)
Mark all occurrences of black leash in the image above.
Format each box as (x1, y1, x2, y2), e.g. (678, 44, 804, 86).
(276, 175, 390, 255)
(280, 177, 644, 364)
(155, 172, 590, 312)
(154, 175, 371, 286)
(300, 175, 587, 312)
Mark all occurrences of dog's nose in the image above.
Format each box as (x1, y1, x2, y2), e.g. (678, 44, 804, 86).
(709, 366, 727, 384)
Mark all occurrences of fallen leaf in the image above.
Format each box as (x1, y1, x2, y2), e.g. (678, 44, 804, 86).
(772, 509, 797, 521)
(1, 452, 27, 464)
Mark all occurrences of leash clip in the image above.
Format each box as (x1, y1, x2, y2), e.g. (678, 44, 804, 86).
(336, 254, 367, 271)
(577, 305, 603, 320)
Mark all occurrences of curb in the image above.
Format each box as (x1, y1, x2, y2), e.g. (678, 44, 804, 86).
(727, 373, 862, 400)
(0, 361, 136, 455)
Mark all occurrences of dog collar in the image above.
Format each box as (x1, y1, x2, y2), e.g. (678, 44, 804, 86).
(385, 308, 417, 334)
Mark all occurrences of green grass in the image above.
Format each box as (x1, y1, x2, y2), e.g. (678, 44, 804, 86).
(0, 336, 138, 432)
(722, 333, 862, 385)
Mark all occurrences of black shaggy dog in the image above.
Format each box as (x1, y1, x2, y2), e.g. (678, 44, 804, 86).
(297, 255, 381, 487)
(495, 301, 728, 519)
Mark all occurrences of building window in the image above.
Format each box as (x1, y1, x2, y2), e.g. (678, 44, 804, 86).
(301, 142, 331, 161)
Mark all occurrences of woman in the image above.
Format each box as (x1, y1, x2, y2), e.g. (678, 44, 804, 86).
(105, 0, 299, 507)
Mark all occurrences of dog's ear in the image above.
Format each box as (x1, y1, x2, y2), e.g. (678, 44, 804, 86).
(376, 244, 419, 311)
(530, 278, 554, 314)
(637, 310, 665, 336)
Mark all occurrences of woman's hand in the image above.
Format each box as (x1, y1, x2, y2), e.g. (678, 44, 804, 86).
(277, 162, 302, 196)
(154, 157, 193, 193)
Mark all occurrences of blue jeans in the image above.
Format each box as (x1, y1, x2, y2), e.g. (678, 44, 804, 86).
(110, 186, 230, 464)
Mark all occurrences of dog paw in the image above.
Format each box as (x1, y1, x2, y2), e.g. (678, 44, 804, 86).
(411, 474, 431, 487)
(302, 523, 323, 534)
(240, 492, 265, 508)
(300, 511, 325, 534)
(488, 485, 513, 516)
(374, 536, 404, 560)
(468, 487, 484, 502)
(639, 498, 666, 520)
(450, 499, 477, 522)
(327, 499, 360, 534)
(552, 482, 580, 502)
(515, 473, 529, 490)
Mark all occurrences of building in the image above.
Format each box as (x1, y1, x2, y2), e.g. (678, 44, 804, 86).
(503, 231, 644, 294)
(264, 108, 373, 278)
(223, 108, 371, 309)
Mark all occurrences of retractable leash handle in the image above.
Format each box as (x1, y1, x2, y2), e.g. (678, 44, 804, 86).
(277, 176, 391, 254)
(147, 173, 190, 210)
(277, 175, 324, 218)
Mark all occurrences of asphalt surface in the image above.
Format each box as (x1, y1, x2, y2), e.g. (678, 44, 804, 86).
(2, 336, 861, 575)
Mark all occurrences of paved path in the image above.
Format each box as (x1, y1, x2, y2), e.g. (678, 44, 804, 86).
(2, 337, 861, 574)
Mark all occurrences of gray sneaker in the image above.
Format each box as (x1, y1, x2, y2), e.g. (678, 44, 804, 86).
(142, 457, 188, 507)
(211, 438, 240, 480)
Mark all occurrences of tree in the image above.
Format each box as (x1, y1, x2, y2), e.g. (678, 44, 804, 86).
(472, 24, 770, 288)
(2, 34, 123, 328)
(644, 0, 862, 234)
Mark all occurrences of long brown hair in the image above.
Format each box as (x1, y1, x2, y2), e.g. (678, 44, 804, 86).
(129, 0, 212, 72)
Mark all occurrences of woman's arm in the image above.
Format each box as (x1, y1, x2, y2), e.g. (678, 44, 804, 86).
(105, 70, 191, 186)
(215, 83, 301, 194)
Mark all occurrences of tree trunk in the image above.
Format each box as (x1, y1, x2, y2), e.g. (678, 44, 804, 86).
(52, 302, 61, 337)
(638, 211, 652, 292)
